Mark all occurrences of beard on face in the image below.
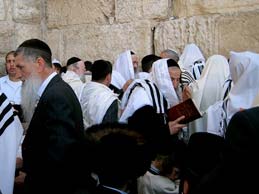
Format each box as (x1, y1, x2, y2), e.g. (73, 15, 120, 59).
(21, 75, 42, 123)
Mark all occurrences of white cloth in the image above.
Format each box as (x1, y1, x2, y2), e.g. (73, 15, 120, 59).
(138, 171, 179, 194)
(80, 81, 118, 129)
(111, 70, 126, 90)
(178, 43, 205, 80)
(113, 50, 134, 81)
(188, 55, 230, 135)
(206, 100, 226, 137)
(0, 93, 23, 194)
(138, 72, 150, 80)
(227, 51, 259, 124)
(61, 70, 84, 99)
(150, 59, 179, 108)
(119, 80, 153, 123)
(206, 51, 259, 137)
(0, 76, 22, 105)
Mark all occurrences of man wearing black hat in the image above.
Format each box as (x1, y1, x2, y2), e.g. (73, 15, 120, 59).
(61, 56, 85, 99)
(15, 39, 84, 194)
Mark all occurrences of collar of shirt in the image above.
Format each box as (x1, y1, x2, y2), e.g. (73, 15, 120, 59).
(37, 72, 57, 98)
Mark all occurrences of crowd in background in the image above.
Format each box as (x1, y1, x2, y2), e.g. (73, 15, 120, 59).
(0, 38, 258, 194)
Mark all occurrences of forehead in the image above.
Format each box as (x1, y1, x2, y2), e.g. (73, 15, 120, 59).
(131, 54, 138, 61)
(168, 66, 181, 77)
(6, 53, 15, 58)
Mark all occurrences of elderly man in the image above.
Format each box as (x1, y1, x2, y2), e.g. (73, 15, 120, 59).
(15, 39, 84, 194)
(61, 57, 86, 99)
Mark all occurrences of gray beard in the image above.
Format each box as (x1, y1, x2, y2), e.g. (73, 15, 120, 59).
(21, 76, 42, 123)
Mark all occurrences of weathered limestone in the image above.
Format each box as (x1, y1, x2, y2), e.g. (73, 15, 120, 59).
(173, 0, 259, 18)
(1, 0, 259, 75)
(46, 20, 153, 65)
(155, 9, 259, 59)
(0, 0, 5, 20)
(14, 23, 41, 46)
(47, 0, 115, 28)
(115, 0, 169, 22)
(13, 0, 41, 23)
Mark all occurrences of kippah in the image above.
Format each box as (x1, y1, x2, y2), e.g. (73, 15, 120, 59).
(18, 39, 52, 56)
(66, 57, 81, 66)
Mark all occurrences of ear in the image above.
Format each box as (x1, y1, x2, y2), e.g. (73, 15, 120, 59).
(105, 73, 112, 86)
(36, 57, 46, 73)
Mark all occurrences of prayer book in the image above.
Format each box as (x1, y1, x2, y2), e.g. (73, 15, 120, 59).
(168, 98, 202, 124)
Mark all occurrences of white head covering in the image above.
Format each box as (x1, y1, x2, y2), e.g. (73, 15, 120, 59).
(226, 51, 259, 123)
(150, 58, 179, 107)
(179, 43, 205, 79)
(189, 55, 230, 136)
(113, 50, 134, 81)
(191, 55, 230, 111)
(111, 70, 126, 89)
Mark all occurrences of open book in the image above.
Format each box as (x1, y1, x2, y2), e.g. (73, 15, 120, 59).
(168, 98, 202, 124)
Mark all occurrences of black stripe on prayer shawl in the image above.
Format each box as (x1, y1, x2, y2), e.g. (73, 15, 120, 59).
(145, 80, 159, 113)
(144, 80, 166, 114)
(127, 82, 144, 103)
(181, 71, 195, 85)
(0, 93, 15, 136)
(223, 79, 232, 100)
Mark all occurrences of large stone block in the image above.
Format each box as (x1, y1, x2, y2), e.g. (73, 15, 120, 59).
(0, 22, 15, 55)
(217, 11, 259, 57)
(116, 0, 169, 22)
(46, 29, 64, 64)
(13, 0, 41, 23)
(0, 0, 5, 21)
(47, 20, 152, 65)
(155, 10, 259, 59)
(173, 0, 259, 18)
(47, 0, 115, 28)
(154, 15, 217, 59)
(14, 24, 41, 47)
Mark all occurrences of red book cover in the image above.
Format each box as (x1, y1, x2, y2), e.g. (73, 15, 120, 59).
(168, 98, 202, 124)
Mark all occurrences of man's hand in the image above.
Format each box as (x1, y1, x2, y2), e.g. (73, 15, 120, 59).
(168, 115, 186, 135)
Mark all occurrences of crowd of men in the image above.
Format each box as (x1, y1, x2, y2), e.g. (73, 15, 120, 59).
(0, 38, 258, 194)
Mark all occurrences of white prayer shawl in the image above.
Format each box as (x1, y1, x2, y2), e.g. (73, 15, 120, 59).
(0, 93, 23, 194)
(191, 55, 230, 111)
(111, 70, 126, 89)
(150, 59, 179, 108)
(119, 79, 166, 123)
(206, 51, 259, 137)
(178, 43, 205, 80)
(189, 55, 230, 135)
(61, 70, 84, 99)
(120, 85, 152, 123)
(226, 51, 259, 124)
(138, 72, 150, 80)
(113, 50, 134, 82)
(80, 81, 118, 129)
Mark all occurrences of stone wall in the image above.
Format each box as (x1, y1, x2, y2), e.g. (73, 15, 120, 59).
(1, 0, 259, 74)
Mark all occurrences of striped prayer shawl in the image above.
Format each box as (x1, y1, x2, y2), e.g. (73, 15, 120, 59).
(181, 70, 195, 86)
(0, 94, 15, 136)
(127, 79, 168, 115)
(193, 61, 204, 80)
(0, 92, 23, 194)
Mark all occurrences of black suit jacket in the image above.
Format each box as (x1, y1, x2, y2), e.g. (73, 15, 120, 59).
(22, 74, 84, 194)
